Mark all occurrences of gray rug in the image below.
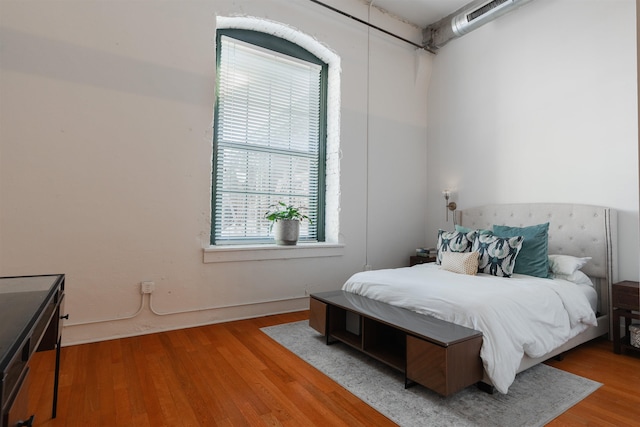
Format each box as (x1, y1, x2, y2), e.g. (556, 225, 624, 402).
(261, 321, 601, 427)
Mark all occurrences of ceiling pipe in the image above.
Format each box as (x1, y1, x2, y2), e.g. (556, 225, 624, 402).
(423, 0, 535, 52)
(310, 0, 433, 53)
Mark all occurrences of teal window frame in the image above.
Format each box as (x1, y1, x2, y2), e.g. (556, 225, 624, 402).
(211, 29, 327, 245)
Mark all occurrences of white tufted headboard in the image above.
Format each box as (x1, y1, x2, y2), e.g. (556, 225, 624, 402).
(460, 203, 618, 317)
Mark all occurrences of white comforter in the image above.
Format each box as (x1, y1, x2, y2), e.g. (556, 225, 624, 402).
(342, 263, 597, 394)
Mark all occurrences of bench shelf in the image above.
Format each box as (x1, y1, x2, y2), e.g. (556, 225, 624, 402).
(309, 290, 483, 396)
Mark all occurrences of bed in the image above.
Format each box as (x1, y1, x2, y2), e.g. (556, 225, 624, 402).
(342, 203, 618, 394)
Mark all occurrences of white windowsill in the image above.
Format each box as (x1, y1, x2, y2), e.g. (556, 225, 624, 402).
(203, 242, 345, 263)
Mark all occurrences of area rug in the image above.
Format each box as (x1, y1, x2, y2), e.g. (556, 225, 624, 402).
(261, 321, 601, 427)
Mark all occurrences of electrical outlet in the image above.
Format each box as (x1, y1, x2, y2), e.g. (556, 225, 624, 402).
(140, 281, 155, 294)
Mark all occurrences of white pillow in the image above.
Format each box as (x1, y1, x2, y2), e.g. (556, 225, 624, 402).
(440, 251, 479, 276)
(554, 270, 594, 288)
(548, 254, 591, 276)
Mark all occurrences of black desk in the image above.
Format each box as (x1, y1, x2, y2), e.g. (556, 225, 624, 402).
(0, 275, 66, 427)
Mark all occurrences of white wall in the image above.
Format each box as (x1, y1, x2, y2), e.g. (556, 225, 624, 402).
(426, 0, 639, 281)
(4, 0, 635, 346)
(0, 0, 430, 344)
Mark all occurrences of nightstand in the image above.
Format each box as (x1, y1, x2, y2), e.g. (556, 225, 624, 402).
(612, 281, 639, 355)
(410, 255, 436, 267)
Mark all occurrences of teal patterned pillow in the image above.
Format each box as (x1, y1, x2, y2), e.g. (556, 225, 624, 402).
(436, 229, 477, 265)
(472, 234, 524, 277)
(455, 224, 493, 235)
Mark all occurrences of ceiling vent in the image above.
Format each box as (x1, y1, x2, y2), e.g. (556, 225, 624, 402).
(453, 0, 513, 36)
(423, 0, 535, 51)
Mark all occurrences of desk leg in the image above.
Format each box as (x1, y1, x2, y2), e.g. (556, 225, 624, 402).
(613, 309, 621, 354)
(52, 336, 61, 418)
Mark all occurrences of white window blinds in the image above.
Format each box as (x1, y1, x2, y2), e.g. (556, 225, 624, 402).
(213, 35, 323, 244)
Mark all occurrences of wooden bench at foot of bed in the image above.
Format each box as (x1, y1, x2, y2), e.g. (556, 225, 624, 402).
(309, 290, 483, 397)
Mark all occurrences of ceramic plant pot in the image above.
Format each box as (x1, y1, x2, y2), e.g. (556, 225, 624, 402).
(274, 219, 300, 245)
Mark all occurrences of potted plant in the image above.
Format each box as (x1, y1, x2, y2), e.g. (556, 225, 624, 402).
(264, 202, 311, 245)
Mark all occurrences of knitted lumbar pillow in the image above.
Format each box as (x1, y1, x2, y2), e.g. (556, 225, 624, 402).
(440, 251, 479, 275)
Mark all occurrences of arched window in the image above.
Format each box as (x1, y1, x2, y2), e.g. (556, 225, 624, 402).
(212, 27, 333, 245)
(211, 17, 340, 245)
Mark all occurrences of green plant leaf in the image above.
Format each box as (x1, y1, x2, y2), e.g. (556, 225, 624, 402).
(264, 201, 312, 225)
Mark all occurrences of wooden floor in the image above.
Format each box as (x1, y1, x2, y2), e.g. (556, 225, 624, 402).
(28, 311, 640, 426)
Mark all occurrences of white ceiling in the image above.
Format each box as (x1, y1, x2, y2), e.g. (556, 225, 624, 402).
(371, 0, 470, 28)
